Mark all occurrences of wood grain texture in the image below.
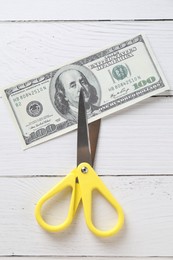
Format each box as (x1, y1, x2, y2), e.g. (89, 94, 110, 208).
(0, 0, 173, 20)
(0, 256, 171, 260)
(0, 176, 173, 256)
(1, 96, 173, 176)
(0, 21, 172, 94)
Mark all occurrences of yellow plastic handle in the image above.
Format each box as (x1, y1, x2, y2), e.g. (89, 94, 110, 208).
(35, 170, 77, 232)
(77, 163, 124, 237)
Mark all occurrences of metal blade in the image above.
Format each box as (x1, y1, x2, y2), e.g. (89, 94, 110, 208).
(88, 119, 101, 167)
(77, 89, 92, 166)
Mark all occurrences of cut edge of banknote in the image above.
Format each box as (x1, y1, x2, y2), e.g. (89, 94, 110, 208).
(1, 34, 170, 150)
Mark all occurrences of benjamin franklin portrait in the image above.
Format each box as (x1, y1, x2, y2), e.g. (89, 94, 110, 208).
(50, 65, 101, 123)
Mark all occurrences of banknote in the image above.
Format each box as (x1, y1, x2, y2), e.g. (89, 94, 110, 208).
(1, 35, 169, 149)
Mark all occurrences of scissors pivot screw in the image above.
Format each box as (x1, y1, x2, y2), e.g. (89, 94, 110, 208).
(81, 166, 88, 174)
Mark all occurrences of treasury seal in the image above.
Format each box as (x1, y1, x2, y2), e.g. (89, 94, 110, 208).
(112, 65, 128, 80)
(26, 101, 43, 117)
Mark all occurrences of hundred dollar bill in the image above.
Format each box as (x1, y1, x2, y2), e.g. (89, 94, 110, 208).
(1, 35, 169, 149)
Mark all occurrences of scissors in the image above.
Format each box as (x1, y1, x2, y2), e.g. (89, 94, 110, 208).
(35, 89, 124, 237)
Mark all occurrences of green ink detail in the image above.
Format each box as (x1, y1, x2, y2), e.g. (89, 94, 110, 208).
(112, 65, 128, 80)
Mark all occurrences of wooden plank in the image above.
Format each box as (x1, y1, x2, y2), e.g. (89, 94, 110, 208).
(0, 0, 173, 20)
(0, 176, 173, 256)
(0, 256, 170, 260)
(0, 21, 172, 95)
(1, 96, 173, 176)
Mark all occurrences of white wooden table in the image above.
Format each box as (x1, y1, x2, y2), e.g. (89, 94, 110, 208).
(0, 1, 173, 259)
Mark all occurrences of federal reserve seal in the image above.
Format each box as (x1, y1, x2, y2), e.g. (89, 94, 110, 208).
(112, 65, 128, 80)
(26, 101, 43, 117)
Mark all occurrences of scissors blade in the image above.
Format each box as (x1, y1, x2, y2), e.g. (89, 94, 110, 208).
(89, 119, 101, 167)
(77, 89, 92, 166)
